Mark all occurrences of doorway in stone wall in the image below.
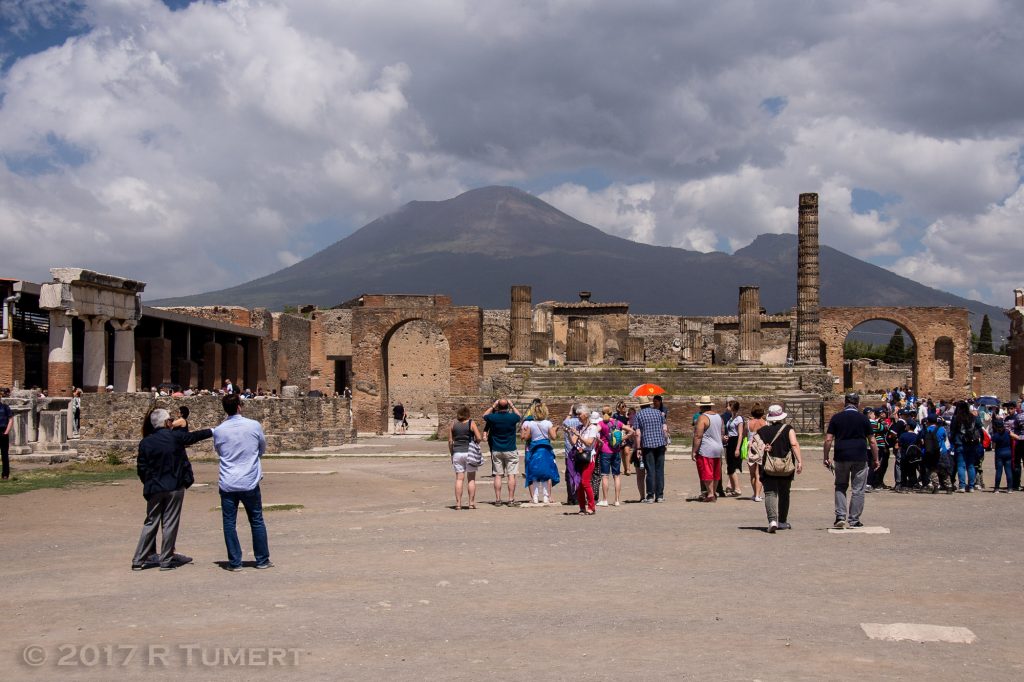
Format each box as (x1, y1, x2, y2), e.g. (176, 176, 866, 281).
(382, 319, 451, 434)
(842, 320, 918, 395)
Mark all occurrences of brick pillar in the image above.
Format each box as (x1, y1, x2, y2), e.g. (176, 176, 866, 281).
(796, 192, 821, 365)
(47, 310, 73, 395)
(245, 337, 265, 391)
(148, 338, 173, 388)
(222, 342, 244, 390)
(82, 315, 109, 392)
(0, 338, 25, 389)
(111, 320, 138, 392)
(623, 337, 645, 366)
(176, 359, 199, 389)
(679, 319, 704, 366)
(738, 285, 762, 365)
(509, 285, 532, 365)
(202, 341, 222, 390)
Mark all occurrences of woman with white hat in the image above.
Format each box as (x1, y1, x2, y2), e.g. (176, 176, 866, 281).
(755, 404, 803, 533)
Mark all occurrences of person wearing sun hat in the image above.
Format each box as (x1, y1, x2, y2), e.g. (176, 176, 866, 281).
(691, 396, 724, 502)
(757, 404, 803, 532)
(634, 394, 668, 502)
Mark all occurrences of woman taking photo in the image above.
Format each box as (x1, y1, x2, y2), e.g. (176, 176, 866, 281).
(448, 405, 483, 509)
(565, 409, 601, 514)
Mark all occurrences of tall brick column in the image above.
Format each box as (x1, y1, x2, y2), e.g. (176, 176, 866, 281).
(679, 319, 704, 366)
(111, 319, 138, 392)
(738, 285, 762, 365)
(148, 338, 173, 387)
(222, 342, 244, 389)
(509, 285, 532, 365)
(82, 315, 109, 392)
(1008, 289, 1024, 396)
(202, 341, 222, 390)
(796, 192, 821, 365)
(47, 310, 74, 395)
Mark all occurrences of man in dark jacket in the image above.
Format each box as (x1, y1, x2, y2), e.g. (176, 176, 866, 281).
(132, 408, 212, 571)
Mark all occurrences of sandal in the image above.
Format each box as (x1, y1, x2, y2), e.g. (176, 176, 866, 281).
(727, 490, 742, 498)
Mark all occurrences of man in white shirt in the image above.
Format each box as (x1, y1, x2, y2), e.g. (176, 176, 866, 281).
(213, 393, 271, 571)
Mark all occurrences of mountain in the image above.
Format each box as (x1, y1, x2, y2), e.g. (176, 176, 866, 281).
(152, 186, 1007, 334)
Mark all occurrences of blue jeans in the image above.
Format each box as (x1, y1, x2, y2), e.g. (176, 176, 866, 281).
(995, 454, 1013, 490)
(643, 446, 666, 499)
(220, 485, 270, 567)
(955, 443, 980, 490)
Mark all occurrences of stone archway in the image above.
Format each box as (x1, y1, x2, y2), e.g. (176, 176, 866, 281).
(383, 319, 450, 432)
(350, 298, 482, 434)
(820, 306, 972, 400)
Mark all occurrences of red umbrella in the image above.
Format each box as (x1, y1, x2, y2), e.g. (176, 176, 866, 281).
(629, 383, 667, 397)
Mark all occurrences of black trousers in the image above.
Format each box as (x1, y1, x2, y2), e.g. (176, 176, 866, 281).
(871, 446, 890, 487)
(1013, 440, 1023, 490)
(0, 432, 9, 479)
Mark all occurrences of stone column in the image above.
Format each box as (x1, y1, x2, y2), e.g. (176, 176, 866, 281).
(111, 319, 138, 392)
(202, 341, 222, 390)
(82, 315, 109, 392)
(148, 338, 173, 388)
(222, 342, 244, 390)
(623, 337, 645, 367)
(679, 319, 704, 366)
(509, 285, 533, 365)
(738, 285, 762, 365)
(46, 311, 74, 395)
(796, 192, 821, 365)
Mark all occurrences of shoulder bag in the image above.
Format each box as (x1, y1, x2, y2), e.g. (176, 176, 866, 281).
(466, 419, 483, 467)
(761, 425, 796, 476)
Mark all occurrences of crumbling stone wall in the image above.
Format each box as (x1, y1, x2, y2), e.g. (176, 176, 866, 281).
(630, 314, 681, 364)
(846, 359, 913, 394)
(483, 309, 511, 355)
(156, 306, 252, 328)
(275, 313, 311, 391)
(77, 393, 352, 459)
(386, 320, 451, 417)
(309, 309, 352, 394)
(972, 353, 1011, 399)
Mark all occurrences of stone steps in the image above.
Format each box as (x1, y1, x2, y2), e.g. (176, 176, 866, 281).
(519, 367, 808, 396)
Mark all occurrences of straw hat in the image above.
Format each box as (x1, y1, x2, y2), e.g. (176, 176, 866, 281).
(636, 395, 654, 407)
(695, 395, 714, 407)
(766, 404, 788, 422)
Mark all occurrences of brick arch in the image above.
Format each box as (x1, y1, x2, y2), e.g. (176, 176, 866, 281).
(351, 301, 482, 433)
(820, 306, 972, 400)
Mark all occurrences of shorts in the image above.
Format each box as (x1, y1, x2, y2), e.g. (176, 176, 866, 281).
(491, 450, 519, 476)
(600, 451, 621, 476)
(452, 451, 478, 474)
(696, 455, 722, 482)
(726, 436, 743, 475)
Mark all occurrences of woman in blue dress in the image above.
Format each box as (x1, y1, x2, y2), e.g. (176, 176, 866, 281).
(521, 402, 559, 504)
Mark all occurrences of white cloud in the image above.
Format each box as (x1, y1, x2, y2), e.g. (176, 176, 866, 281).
(0, 0, 1021, 305)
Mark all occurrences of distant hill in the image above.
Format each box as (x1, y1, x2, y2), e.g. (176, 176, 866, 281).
(152, 186, 1006, 335)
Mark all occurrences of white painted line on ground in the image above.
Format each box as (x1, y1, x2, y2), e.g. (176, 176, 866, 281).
(263, 471, 337, 475)
(861, 623, 976, 644)
(828, 526, 890, 534)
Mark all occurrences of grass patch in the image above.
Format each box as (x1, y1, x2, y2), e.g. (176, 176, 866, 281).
(0, 461, 136, 496)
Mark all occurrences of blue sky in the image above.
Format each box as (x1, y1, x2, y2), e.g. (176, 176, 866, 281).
(1, 1, 1022, 303)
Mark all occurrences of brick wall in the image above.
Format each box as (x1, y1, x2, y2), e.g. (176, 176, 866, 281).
(77, 394, 352, 460)
(629, 314, 681, 364)
(276, 313, 311, 391)
(386, 320, 451, 417)
(972, 353, 1011, 399)
(1, 338, 26, 389)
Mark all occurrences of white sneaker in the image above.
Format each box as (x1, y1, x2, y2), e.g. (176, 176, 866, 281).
(542, 496, 550, 505)
(596, 500, 609, 507)
(768, 521, 778, 533)
(613, 501, 621, 506)
(753, 496, 763, 502)
(532, 494, 539, 504)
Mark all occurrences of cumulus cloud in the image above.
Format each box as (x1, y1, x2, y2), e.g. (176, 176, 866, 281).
(0, 0, 1021, 304)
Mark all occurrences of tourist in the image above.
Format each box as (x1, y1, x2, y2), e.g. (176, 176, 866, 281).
(483, 398, 522, 505)
(895, 416, 922, 491)
(758, 404, 803, 532)
(635, 395, 668, 503)
(0, 388, 12, 480)
(132, 407, 212, 571)
(565, 409, 600, 514)
(724, 400, 745, 497)
(392, 402, 406, 434)
(448, 405, 482, 509)
(626, 406, 646, 499)
(223, 378, 235, 395)
(613, 400, 632, 475)
(867, 408, 891, 491)
(922, 415, 953, 493)
(71, 387, 82, 435)
(991, 417, 1013, 493)
(172, 405, 190, 431)
(746, 403, 767, 501)
(692, 396, 724, 502)
(562, 405, 585, 504)
(823, 393, 879, 529)
(1010, 405, 1024, 490)
(597, 405, 634, 506)
(521, 402, 559, 504)
(212, 394, 272, 570)
(950, 401, 983, 492)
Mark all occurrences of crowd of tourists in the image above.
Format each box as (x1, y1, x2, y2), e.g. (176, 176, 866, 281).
(445, 390, 1024, 531)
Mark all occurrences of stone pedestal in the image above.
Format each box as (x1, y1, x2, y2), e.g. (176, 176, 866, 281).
(738, 285, 762, 365)
(796, 193, 821, 365)
(202, 341, 222, 390)
(37, 410, 70, 452)
(82, 316, 109, 392)
(623, 337, 645, 367)
(7, 409, 33, 455)
(509, 285, 533, 365)
(111, 320, 138, 392)
(679, 319, 704, 366)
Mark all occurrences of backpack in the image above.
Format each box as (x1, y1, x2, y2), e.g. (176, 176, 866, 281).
(606, 420, 624, 450)
(923, 427, 940, 460)
(961, 420, 980, 446)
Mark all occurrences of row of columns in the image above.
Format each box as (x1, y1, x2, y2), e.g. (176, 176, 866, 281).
(48, 313, 140, 394)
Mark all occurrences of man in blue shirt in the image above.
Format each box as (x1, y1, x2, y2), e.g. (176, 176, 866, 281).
(213, 393, 271, 571)
(823, 393, 879, 528)
(483, 398, 522, 505)
(634, 395, 668, 503)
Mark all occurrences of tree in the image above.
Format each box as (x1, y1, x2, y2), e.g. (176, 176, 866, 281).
(977, 314, 994, 353)
(884, 328, 906, 364)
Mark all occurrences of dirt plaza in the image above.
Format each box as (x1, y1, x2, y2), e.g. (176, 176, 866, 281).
(2, 440, 1023, 681)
